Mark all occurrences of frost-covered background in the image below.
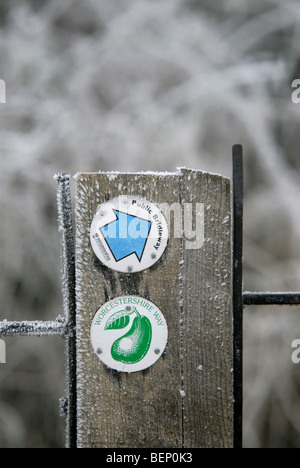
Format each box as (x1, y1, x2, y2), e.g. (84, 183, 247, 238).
(1, 0, 300, 448)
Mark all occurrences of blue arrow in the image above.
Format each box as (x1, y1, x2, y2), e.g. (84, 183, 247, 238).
(101, 210, 152, 262)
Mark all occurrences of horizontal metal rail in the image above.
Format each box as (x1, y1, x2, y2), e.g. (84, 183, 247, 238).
(0, 317, 67, 337)
(243, 292, 300, 306)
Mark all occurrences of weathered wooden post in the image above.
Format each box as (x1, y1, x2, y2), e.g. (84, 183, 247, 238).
(75, 168, 233, 448)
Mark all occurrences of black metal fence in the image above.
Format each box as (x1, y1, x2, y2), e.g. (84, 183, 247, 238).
(232, 144, 300, 448)
(0, 175, 77, 448)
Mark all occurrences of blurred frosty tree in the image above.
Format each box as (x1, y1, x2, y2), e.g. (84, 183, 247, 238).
(0, 0, 300, 447)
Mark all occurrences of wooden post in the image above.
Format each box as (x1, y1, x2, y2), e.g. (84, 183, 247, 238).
(75, 169, 233, 448)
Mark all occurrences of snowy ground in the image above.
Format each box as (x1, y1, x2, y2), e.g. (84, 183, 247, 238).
(1, 0, 300, 448)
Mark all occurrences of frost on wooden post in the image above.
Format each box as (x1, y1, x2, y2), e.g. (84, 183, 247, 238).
(74, 169, 233, 449)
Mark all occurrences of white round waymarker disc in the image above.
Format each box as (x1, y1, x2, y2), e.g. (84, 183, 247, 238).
(90, 196, 169, 273)
(91, 296, 168, 373)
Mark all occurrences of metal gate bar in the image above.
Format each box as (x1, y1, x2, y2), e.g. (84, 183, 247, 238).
(232, 144, 244, 449)
(243, 292, 300, 306)
(56, 174, 77, 449)
(0, 174, 77, 448)
(0, 319, 66, 336)
(232, 144, 300, 449)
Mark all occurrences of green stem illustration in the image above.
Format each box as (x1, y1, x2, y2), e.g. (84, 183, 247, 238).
(133, 306, 141, 319)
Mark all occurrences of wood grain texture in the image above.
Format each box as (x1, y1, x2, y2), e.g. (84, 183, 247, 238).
(75, 169, 233, 448)
(181, 169, 233, 448)
(75, 173, 182, 448)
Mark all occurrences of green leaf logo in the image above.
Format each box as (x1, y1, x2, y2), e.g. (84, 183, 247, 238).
(104, 308, 134, 330)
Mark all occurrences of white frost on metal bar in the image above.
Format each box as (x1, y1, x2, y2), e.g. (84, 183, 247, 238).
(56, 173, 76, 326)
(0, 318, 66, 337)
(56, 173, 77, 448)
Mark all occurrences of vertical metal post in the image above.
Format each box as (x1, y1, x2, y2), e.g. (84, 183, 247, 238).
(232, 145, 244, 448)
(56, 174, 77, 448)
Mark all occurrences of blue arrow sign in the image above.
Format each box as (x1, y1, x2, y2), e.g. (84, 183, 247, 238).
(101, 210, 152, 262)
